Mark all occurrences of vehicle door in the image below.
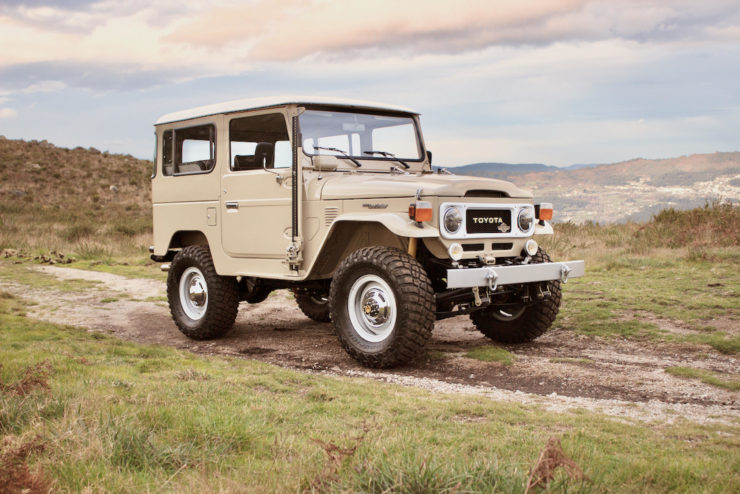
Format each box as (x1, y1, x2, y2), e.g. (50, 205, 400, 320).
(221, 111, 293, 259)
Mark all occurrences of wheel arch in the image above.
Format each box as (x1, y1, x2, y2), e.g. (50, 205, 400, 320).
(306, 220, 408, 279)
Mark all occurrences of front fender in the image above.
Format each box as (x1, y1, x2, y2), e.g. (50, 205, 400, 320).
(534, 220, 554, 235)
(332, 212, 439, 238)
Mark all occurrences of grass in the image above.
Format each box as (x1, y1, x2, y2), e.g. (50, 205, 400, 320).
(665, 367, 740, 391)
(0, 262, 101, 292)
(1, 141, 739, 491)
(466, 346, 515, 365)
(0, 295, 738, 493)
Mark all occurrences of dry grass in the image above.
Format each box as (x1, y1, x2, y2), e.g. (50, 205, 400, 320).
(525, 436, 588, 493)
(0, 435, 51, 494)
(540, 200, 739, 266)
(0, 361, 52, 397)
(0, 138, 152, 258)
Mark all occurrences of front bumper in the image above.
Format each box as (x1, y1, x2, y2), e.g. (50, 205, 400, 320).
(446, 260, 585, 290)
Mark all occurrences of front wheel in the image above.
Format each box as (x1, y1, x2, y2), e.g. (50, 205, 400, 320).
(470, 249, 561, 343)
(330, 247, 435, 368)
(167, 245, 239, 340)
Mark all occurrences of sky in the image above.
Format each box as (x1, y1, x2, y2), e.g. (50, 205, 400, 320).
(0, 0, 739, 167)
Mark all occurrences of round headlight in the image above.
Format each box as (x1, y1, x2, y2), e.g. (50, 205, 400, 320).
(518, 208, 534, 232)
(443, 206, 463, 234)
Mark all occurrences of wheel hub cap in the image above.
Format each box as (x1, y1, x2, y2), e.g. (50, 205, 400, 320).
(347, 274, 397, 343)
(188, 278, 207, 306)
(361, 289, 390, 326)
(179, 267, 208, 320)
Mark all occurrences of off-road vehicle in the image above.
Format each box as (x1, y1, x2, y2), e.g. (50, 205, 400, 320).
(150, 97, 584, 368)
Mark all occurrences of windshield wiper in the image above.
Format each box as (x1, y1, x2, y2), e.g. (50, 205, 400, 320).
(364, 150, 410, 169)
(313, 146, 362, 167)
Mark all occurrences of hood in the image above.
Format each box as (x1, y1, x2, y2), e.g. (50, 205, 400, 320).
(319, 173, 531, 200)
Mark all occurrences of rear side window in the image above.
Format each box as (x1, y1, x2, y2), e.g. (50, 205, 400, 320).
(162, 124, 216, 176)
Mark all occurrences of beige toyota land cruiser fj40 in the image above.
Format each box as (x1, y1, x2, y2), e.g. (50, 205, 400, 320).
(151, 97, 584, 368)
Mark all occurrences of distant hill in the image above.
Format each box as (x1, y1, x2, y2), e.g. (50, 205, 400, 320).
(1, 138, 738, 228)
(447, 152, 740, 223)
(437, 161, 597, 177)
(0, 137, 152, 254)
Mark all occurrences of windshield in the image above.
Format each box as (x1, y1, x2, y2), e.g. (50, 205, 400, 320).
(299, 109, 422, 162)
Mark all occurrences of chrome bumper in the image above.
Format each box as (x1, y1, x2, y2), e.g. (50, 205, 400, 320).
(446, 260, 585, 290)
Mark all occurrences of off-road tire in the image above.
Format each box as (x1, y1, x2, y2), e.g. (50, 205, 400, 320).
(167, 245, 239, 340)
(330, 246, 435, 368)
(293, 291, 331, 322)
(470, 249, 561, 343)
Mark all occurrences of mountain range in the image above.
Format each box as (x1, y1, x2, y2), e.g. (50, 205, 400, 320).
(445, 152, 740, 223)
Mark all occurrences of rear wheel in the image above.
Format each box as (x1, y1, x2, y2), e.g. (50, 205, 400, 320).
(293, 290, 331, 322)
(470, 249, 561, 343)
(330, 247, 435, 368)
(167, 246, 239, 340)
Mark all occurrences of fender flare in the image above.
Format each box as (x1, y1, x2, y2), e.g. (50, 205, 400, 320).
(330, 212, 439, 238)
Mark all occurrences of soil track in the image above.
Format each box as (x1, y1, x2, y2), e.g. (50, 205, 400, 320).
(2, 265, 738, 425)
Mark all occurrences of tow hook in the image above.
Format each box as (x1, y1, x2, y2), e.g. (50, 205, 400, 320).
(559, 263, 572, 283)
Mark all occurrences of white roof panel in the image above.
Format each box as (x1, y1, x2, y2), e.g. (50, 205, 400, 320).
(155, 96, 418, 125)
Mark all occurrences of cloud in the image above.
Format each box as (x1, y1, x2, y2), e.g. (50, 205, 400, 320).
(0, 62, 179, 92)
(0, 0, 738, 93)
(0, 108, 17, 119)
(165, 0, 740, 61)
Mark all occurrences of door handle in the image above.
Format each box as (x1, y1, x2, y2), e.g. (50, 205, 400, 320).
(225, 201, 239, 210)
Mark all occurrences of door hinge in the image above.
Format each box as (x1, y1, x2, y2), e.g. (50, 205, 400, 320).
(285, 238, 303, 271)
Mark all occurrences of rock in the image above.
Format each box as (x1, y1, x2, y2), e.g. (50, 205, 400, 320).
(109, 185, 119, 192)
(30, 163, 41, 169)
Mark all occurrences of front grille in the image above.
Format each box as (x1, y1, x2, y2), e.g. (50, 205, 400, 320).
(491, 243, 513, 251)
(462, 243, 484, 252)
(465, 209, 512, 234)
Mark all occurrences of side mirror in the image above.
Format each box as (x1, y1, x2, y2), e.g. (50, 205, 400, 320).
(426, 150, 433, 166)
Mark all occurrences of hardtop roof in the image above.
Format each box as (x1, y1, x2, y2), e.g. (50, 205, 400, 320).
(155, 96, 418, 125)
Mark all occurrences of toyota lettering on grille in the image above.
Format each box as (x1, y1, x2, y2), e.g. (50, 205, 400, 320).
(472, 216, 503, 224)
(465, 208, 513, 234)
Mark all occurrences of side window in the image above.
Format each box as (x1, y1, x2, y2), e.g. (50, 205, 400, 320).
(229, 113, 289, 171)
(174, 124, 215, 174)
(162, 130, 173, 176)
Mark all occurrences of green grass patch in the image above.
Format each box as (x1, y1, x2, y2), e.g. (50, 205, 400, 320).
(556, 253, 740, 353)
(466, 346, 515, 365)
(2, 297, 737, 492)
(665, 367, 740, 391)
(66, 259, 166, 281)
(0, 261, 101, 292)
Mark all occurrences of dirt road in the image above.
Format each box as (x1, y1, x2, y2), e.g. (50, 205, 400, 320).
(2, 265, 738, 425)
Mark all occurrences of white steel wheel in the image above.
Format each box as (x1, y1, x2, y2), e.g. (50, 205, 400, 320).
(179, 266, 208, 320)
(347, 274, 397, 343)
(330, 246, 436, 368)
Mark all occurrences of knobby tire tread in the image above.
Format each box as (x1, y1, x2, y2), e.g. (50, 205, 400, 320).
(330, 246, 435, 368)
(470, 249, 562, 343)
(167, 245, 239, 340)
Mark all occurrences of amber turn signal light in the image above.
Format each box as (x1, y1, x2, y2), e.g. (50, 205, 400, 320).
(536, 203, 553, 221)
(409, 201, 433, 222)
